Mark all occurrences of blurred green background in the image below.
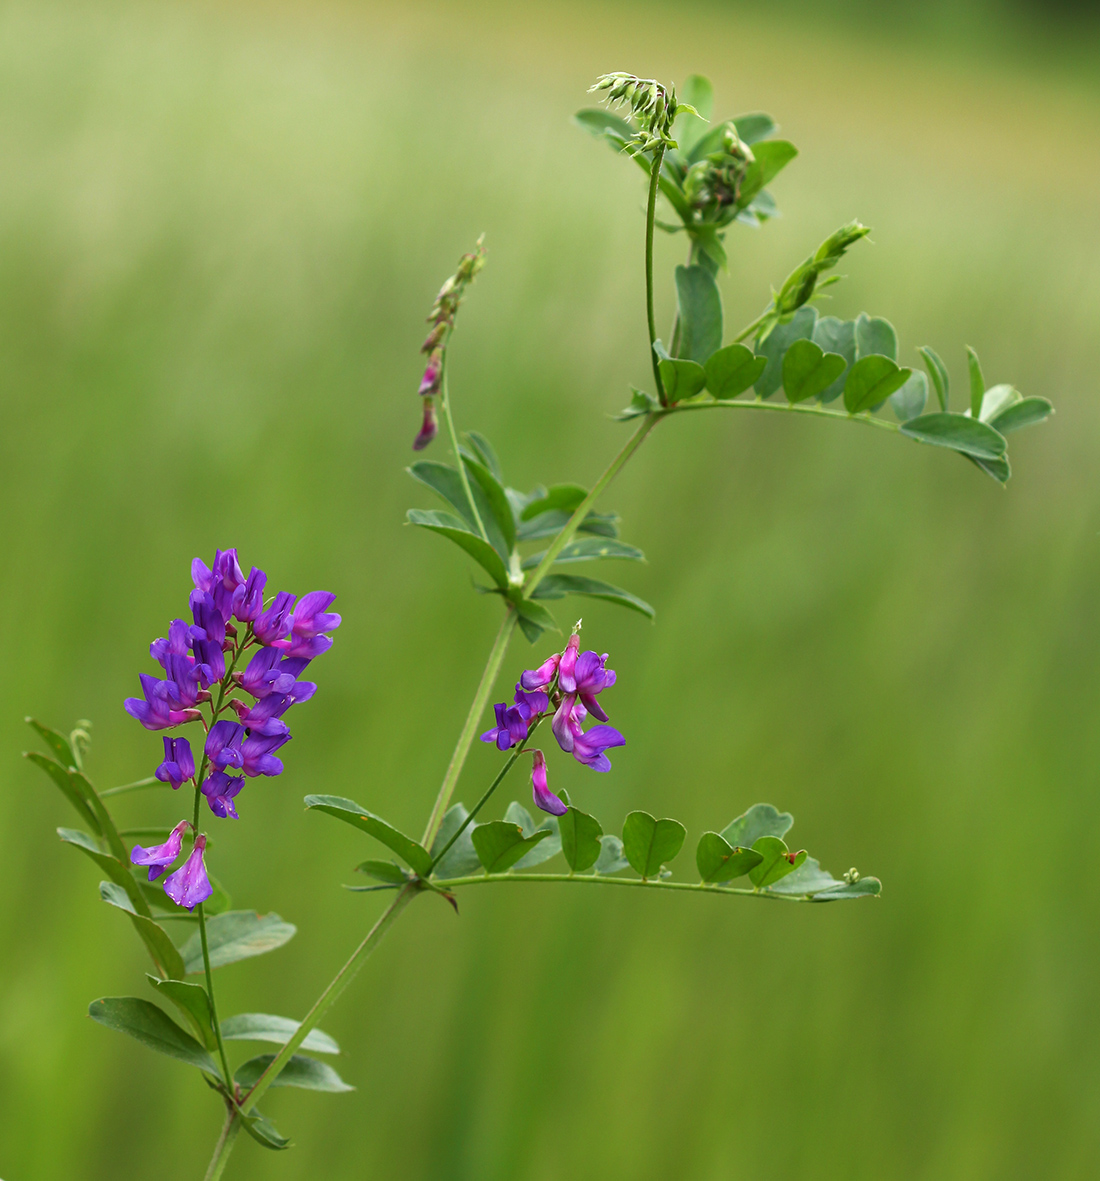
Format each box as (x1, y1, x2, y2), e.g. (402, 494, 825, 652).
(2, 0, 1099, 1177)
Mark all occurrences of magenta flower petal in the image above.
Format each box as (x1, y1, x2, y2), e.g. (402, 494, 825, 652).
(131, 819, 190, 881)
(163, 834, 213, 909)
(531, 750, 567, 816)
(520, 653, 560, 691)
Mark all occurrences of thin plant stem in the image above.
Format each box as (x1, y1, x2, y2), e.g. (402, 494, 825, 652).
(202, 1107, 241, 1181)
(428, 727, 537, 871)
(439, 359, 489, 542)
(240, 884, 418, 1116)
(525, 413, 659, 594)
(420, 609, 518, 848)
(198, 903, 234, 1087)
(646, 143, 668, 404)
(433, 872, 812, 900)
(660, 398, 901, 433)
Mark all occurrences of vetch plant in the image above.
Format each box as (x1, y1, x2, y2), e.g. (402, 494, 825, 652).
(24, 73, 1053, 1178)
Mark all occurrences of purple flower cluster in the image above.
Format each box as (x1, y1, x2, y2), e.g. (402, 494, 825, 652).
(124, 548, 340, 825)
(481, 630, 625, 817)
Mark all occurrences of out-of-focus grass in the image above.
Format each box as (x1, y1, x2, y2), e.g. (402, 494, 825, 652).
(1, 1, 1098, 1178)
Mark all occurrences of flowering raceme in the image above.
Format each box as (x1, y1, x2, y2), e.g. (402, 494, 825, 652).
(123, 548, 340, 899)
(481, 626, 625, 816)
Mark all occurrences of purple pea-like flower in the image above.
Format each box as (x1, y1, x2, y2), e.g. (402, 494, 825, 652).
(413, 401, 438, 451)
(230, 679, 315, 735)
(241, 730, 290, 777)
(124, 674, 202, 731)
(131, 819, 191, 881)
(254, 591, 296, 646)
(164, 654, 204, 709)
(236, 567, 267, 623)
(274, 591, 341, 659)
(531, 750, 567, 816)
(150, 619, 192, 669)
(190, 591, 226, 647)
(571, 724, 625, 772)
(205, 720, 244, 770)
(155, 736, 195, 790)
(213, 548, 245, 589)
(240, 648, 313, 699)
(164, 833, 214, 909)
(480, 685, 548, 750)
(193, 638, 226, 688)
(520, 652, 560, 691)
(569, 649, 616, 721)
(201, 771, 244, 819)
(557, 633, 580, 693)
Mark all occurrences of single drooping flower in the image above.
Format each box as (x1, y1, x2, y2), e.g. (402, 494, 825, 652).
(201, 771, 244, 819)
(164, 833, 213, 910)
(531, 749, 567, 816)
(155, 737, 195, 790)
(131, 820, 191, 881)
(124, 549, 339, 819)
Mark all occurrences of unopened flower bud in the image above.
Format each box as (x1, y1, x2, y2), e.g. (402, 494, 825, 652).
(418, 352, 443, 397)
(413, 400, 438, 451)
(421, 321, 447, 353)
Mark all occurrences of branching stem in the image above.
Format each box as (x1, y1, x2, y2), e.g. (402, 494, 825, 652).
(439, 352, 489, 542)
(202, 1106, 241, 1181)
(661, 398, 900, 432)
(420, 609, 519, 848)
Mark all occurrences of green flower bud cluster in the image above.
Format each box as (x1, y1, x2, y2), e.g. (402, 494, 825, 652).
(589, 73, 694, 152)
(426, 234, 487, 335)
(683, 126, 755, 219)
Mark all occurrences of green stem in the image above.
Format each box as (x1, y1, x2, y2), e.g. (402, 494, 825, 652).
(439, 361, 489, 542)
(660, 398, 900, 433)
(240, 884, 417, 1115)
(429, 730, 534, 872)
(202, 1108, 240, 1181)
(525, 414, 659, 595)
(646, 143, 668, 404)
(433, 872, 808, 899)
(420, 609, 518, 848)
(198, 902, 234, 1087)
(733, 308, 771, 345)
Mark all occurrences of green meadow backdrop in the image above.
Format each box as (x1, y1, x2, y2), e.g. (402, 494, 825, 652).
(2, 1, 1099, 1177)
